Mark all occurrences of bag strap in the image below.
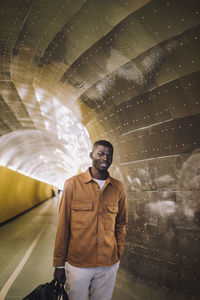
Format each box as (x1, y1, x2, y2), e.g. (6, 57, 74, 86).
(60, 284, 69, 300)
(52, 280, 69, 300)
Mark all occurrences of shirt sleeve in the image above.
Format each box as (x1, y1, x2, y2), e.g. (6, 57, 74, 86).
(53, 180, 72, 267)
(115, 183, 128, 259)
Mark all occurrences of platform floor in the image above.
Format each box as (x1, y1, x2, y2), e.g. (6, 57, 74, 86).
(0, 197, 188, 300)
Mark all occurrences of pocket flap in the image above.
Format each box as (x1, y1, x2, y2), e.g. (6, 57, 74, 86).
(107, 204, 118, 213)
(72, 203, 93, 211)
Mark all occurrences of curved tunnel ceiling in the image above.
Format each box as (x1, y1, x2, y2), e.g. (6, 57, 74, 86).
(0, 0, 200, 189)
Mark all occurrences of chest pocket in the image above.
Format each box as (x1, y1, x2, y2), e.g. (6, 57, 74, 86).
(107, 204, 118, 214)
(105, 204, 118, 232)
(71, 203, 93, 230)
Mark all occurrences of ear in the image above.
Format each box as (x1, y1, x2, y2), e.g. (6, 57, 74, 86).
(89, 152, 93, 159)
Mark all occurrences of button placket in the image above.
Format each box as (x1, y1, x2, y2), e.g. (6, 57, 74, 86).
(97, 199, 104, 264)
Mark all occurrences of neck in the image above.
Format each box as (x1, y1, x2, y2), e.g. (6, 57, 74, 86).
(90, 167, 108, 180)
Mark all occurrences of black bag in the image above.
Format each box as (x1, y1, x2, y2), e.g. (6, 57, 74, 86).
(22, 279, 69, 300)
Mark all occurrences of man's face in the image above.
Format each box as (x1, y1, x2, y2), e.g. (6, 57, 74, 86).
(90, 145, 113, 172)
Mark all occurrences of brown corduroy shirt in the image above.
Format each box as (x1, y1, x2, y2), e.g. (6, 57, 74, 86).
(53, 168, 128, 268)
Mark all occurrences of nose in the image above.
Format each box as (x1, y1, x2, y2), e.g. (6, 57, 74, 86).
(102, 154, 108, 161)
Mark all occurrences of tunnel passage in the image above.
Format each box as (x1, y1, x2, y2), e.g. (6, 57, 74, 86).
(0, 0, 200, 299)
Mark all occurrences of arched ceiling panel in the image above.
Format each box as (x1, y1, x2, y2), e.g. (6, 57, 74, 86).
(0, 81, 34, 129)
(36, 0, 151, 67)
(61, 0, 199, 91)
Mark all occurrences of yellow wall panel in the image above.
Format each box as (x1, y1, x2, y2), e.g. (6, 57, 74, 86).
(0, 166, 54, 223)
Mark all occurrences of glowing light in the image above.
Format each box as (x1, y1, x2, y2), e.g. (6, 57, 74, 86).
(35, 88, 45, 102)
(0, 127, 91, 189)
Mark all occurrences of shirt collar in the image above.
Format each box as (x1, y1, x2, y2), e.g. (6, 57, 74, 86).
(84, 168, 113, 186)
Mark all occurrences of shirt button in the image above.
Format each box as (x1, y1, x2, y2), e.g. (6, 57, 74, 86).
(98, 237, 101, 241)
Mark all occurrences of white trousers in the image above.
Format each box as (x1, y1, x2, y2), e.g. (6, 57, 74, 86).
(65, 261, 120, 300)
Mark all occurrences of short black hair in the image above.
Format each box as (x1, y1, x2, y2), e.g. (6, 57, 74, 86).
(93, 140, 114, 152)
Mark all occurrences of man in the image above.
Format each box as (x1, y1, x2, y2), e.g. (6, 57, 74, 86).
(53, 140, 128, 300)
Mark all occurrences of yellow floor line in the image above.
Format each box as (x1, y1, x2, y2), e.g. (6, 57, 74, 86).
(0, 225, 47, 299)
